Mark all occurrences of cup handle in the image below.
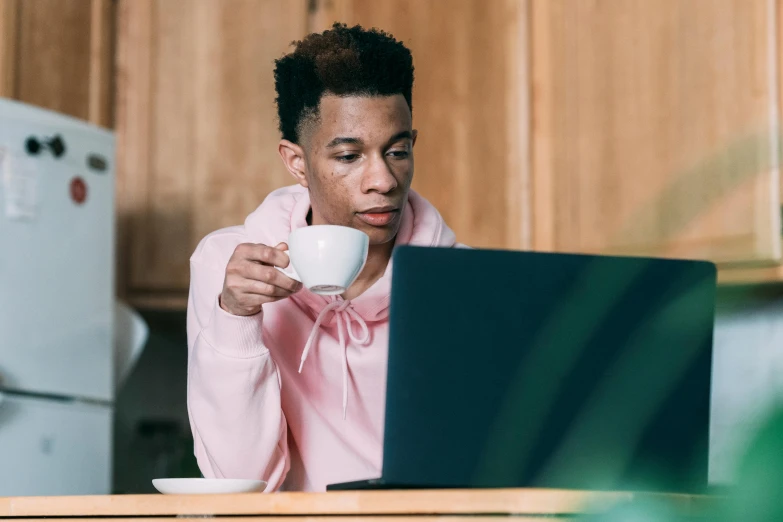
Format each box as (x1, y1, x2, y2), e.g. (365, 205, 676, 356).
(275, 251, 301, 282)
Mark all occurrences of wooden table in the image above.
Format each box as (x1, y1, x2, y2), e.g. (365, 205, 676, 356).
(0, 489, 719, 520)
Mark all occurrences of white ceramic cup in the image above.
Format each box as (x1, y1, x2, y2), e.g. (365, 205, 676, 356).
(275, 225, 369, 295)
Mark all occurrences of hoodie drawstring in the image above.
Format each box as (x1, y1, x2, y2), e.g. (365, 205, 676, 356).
(298, 299, 370, 419)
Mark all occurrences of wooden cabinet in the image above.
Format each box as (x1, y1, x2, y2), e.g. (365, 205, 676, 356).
(8, 0, 783, 303)
(0, 0, 114, 127)
(529, 0, 781, 269)
(114, 0, 783, 307)
(116, 0, 308, 307)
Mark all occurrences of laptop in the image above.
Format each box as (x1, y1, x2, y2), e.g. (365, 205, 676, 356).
(327, 246, 716, 493)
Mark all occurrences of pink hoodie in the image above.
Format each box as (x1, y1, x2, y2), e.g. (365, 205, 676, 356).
(186, 184, 457, 492)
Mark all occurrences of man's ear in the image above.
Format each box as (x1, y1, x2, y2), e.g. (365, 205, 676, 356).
(278, 140, 309, 188)
(411, 129, 418, 147)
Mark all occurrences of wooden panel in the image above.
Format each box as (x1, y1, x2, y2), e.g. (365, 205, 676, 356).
(719, 264, 783, 284)
(310, 0, 530, 250)
(116, 0, 308, 295)
(15, 0, 93, 116)
(115, 0, 153, 301)
(0, 489, 715, 518)
(10, 0, 113, 127)
(531, 0, 780, 265)
(0, 0, 18, 98)
(88, 0, 114, 127)
(777, 0, 783, 267)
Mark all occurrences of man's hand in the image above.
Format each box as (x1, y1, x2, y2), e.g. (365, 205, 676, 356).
(219, 242, 302, 316)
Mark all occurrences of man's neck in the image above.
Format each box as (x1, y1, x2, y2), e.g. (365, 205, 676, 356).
(342, 239, 394, 301)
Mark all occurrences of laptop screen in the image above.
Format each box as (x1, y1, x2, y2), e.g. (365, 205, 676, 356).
(384, 246, 716, 493)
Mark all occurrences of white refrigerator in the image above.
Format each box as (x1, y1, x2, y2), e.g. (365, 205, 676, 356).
(0, 98, 114, 495)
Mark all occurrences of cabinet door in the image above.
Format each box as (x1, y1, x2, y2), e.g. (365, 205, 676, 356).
(0, 0, 113, 127)
(116, 0, 308, 305)
(310, 0, 530, 250)
(531, 0, 780, 264)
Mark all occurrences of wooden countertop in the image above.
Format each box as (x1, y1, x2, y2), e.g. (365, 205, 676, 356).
(0, 488, 719, 520)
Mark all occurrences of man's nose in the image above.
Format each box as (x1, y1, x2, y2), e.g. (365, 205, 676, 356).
(361, 155, 398, 194)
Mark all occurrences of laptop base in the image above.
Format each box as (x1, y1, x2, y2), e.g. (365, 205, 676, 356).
(326, 479, 459, 491)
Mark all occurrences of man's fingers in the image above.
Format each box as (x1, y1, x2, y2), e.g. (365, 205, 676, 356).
(274, 242, 290, 268)
(222, 242, 300, 316)
(231, 261, 300, 294)
(236, 243, 290, 267)
(242, 263, 300, 292)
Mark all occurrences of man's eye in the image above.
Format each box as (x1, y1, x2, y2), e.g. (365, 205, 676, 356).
(336, 154, 359, 162)
(388, 150, 409, 159)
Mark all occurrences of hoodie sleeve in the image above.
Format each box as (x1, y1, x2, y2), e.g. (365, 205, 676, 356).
(186, 232, 290, 490)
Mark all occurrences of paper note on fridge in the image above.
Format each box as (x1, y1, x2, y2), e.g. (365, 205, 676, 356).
(1, 147, 39, 221)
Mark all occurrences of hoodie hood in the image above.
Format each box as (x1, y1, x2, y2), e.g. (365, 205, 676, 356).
(244, 184, 456, 323)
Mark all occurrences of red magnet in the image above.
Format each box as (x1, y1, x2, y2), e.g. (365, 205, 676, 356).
(70, 176, 87, 205)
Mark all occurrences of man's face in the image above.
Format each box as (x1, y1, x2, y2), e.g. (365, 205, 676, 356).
(300, 94, 416, 245)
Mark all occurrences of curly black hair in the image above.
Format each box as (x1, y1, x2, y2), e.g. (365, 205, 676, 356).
(274, 23, 414, 144)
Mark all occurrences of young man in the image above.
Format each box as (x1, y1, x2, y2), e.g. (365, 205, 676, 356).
(187, 23, 459, 492)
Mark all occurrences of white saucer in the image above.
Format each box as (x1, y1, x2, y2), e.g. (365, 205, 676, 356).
(152, 478, 267, 495)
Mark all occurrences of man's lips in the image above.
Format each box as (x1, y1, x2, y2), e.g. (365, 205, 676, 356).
(356, 207, 400, 227)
